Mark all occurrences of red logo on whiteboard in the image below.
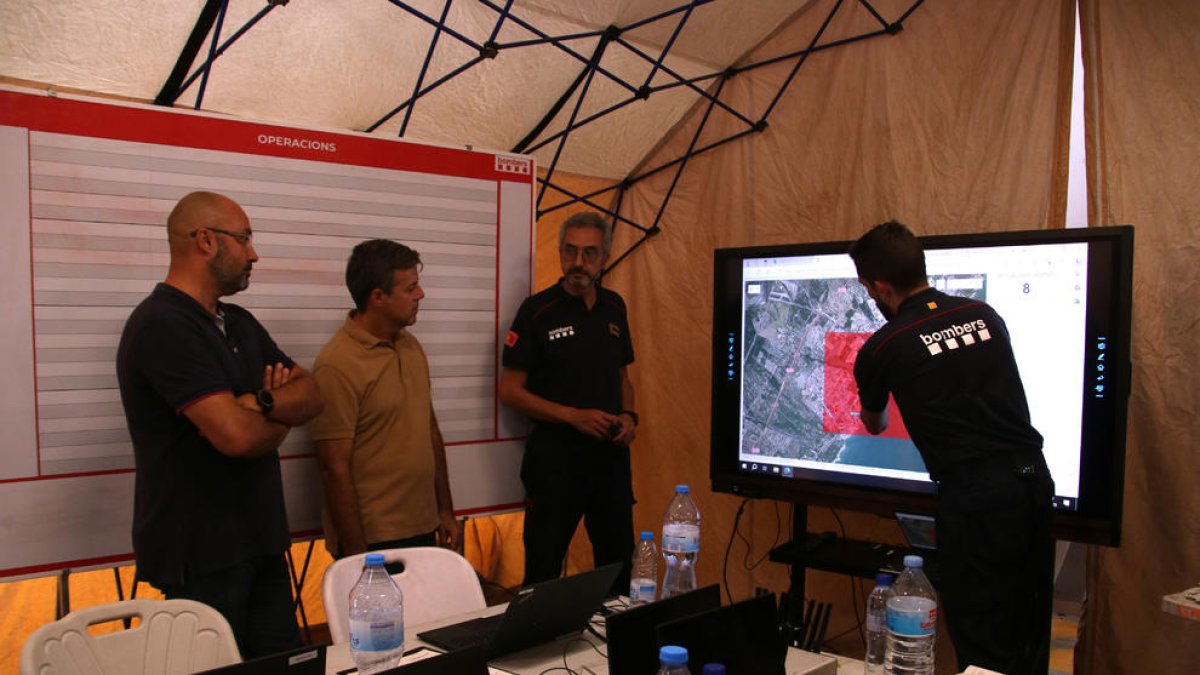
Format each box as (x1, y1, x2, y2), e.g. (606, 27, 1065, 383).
(495, 156, 532, 175)
(505, 331, 519, 347)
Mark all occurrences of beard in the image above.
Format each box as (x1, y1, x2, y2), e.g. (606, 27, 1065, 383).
(563, 265, 597, 292)
(209, 242, 251, 296)
(874, 299, 895, 321)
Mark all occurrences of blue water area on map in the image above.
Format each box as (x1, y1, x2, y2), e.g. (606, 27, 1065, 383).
(837, 435, 928, 472)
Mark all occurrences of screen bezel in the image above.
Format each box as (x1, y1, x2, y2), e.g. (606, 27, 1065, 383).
(710, 226, 1133, 546)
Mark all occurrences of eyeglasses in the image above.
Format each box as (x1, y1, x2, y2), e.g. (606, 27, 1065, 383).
(190, 226, 254, 245)
(560, 244, 604, 264)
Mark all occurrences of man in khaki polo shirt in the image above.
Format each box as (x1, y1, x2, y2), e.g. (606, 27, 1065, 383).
(311, 239, 461, 557)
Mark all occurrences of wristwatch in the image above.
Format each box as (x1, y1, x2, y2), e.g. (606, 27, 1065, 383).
(256, 388, 276, 416)
(620, 409, 639, 426)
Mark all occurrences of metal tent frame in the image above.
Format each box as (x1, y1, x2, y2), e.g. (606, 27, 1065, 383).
(155, 0, 926, 273)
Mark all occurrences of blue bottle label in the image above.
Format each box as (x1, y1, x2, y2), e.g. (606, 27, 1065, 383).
(662, 523, 699, 553)
(630, 579, 657, 602)
(886, 596, 936, 636)
(349, 618, 404, 651)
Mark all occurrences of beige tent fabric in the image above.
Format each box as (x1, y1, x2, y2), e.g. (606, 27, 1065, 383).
(1074, 1, 1200, 673)
(604, 0, 1074, 669)
(7, 3, 1199, 673)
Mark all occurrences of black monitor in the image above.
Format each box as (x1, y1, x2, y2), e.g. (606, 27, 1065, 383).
(711, 226, 1133, 546)
(606, 585, 722, 675)
(655, 593, 788, 675)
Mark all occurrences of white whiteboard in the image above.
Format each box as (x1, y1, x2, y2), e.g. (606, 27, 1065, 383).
(0, 88, 534, 578)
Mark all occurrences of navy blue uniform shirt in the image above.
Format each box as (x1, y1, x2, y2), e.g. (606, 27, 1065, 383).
(853, 287, 1043, 481)
(116, 283, 292, 586)
(502, 280, 634, 432)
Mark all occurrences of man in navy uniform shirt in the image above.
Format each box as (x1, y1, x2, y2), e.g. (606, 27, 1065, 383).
(500, 212, 638, 595)
(116, 191, 323, 657)
(850, 221, 1054, 675)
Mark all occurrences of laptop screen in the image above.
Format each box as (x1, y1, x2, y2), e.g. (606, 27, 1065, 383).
(894, 511, 937, 550)
(655, 594, 787, 675)
(417, 563, 621, 659)
(605, 585, 722, 675)
(197, 645, 326, 675)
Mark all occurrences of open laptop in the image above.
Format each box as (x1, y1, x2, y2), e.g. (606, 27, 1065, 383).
(655, 593, 788, 675)
(198, 644, 326, 675)
(418, 563, 620, 659)
(605, 585, 722, 675)
(883, 511, 939, 577)
(895, 511, 937, 551)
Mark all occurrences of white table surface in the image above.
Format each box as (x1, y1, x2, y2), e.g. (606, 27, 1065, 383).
(324, 603, 847, 675)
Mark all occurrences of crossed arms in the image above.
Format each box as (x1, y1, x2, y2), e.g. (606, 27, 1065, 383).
(182, 362, 324, 458)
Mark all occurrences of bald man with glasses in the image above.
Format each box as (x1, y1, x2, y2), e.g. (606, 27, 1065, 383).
(500, 211, 639, 595)
(116, 191, 323, 657)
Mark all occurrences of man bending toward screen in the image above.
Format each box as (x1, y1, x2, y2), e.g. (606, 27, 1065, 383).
(850, 221, 1055, 675)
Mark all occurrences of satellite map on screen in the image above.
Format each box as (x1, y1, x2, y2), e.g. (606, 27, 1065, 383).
(739, 274, 986, 472)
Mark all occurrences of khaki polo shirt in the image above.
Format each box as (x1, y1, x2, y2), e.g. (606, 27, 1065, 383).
(311, 314, 438, 553)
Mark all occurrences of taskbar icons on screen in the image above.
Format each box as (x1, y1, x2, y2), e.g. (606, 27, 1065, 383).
(740, 460, 792, 477)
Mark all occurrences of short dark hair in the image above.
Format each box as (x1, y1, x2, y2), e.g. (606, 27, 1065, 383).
(346, 239, 422, 310)
(558, 211, 612, 255)
(848, 220, 927, 291)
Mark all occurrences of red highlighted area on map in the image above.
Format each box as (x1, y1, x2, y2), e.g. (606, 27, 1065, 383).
(823, 332, 911, 439)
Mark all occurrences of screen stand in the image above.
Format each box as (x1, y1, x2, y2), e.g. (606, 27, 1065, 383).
(776, 505, 832, 651)
(788, 504, 809, 602)
(773, 504, 901, 651)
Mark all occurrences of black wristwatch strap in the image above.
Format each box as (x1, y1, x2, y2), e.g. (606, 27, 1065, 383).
(620, 409, 639, 426)
(256, 388, 276, 416)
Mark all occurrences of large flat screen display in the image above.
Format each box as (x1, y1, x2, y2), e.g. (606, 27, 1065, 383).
(710, 226, 1133, 546)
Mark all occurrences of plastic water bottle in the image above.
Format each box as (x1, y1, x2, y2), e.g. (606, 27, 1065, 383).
(701, 664, 726, 675)
(864, 572, 894, 674)
(656, 645, 692, 674)
(630, 531, 659, 605)
(661, 485, 700, 599)
(884, 555, 936, 675)
(349, 553, 405, 674)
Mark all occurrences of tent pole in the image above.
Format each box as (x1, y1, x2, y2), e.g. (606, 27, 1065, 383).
(154, 0, 225, 105)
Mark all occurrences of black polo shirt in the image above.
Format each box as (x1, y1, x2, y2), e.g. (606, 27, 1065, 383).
(853, 287, 1043, 481)
(502, 280, 634, 441)
(116, 283, 292, 587)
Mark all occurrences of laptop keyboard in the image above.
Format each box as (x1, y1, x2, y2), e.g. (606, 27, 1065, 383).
(417, 613, 504, 651)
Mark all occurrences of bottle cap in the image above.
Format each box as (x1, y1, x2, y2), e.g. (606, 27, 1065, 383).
(640, 531, 654, 540)
(365, 553, 386, 566)
(874, 572, 893, 586)
(903, 554, 924, 569)
(659, 645, 689, 665)
(702, 664, 727, 675)
(676, 484, 690, 493)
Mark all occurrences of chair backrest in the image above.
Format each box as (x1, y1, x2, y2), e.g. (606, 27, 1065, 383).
(20, 598, 241, 675)
(322, 547, 486, 644)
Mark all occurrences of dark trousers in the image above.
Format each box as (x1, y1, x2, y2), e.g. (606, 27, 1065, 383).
(935, 455, 1055, 675)
(367, 531, 438, 550)
(332, 531, 438, 560)
(158, 553, 301, 659)
(523, 488, 634, 596)
(358, 532, 441, 576)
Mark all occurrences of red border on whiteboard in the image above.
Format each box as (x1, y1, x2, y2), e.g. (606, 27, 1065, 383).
(0, 88, 537, 578)
(0, 90, 534, 184)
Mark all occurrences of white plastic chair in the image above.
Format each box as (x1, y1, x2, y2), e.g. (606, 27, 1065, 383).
(20, 598, 241, 675)
(322, 546, 486, 644)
